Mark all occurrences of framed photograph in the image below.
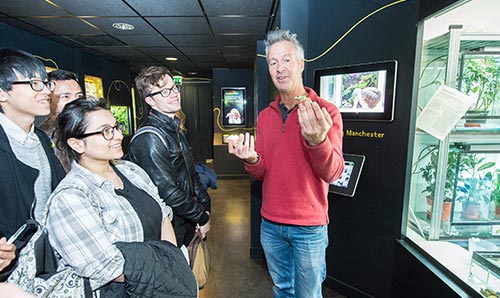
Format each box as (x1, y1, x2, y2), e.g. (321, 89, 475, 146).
(110, 105, 132, 136)
(222, 87, 246, 127)
(84, 74, 104, 98)
(314, 60, 397, 122)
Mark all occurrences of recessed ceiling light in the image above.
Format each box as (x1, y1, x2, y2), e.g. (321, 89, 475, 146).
(188, 72, 197, 75)
(165, 57, 178, 61)
(112, 22, 134, 30)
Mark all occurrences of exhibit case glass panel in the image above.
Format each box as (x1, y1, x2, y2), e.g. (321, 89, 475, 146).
(407, 1, 500, 295)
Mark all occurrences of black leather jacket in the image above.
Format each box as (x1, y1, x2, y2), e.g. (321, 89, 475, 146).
(128, 110, 210, 246)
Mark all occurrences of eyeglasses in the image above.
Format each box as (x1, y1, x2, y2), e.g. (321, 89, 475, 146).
(75, 123, 125, 140)
(11, 79, 56, 92)
(146, 85, 181, 98)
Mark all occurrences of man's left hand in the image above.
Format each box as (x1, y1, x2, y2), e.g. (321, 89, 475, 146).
(297, 100, 332, 146)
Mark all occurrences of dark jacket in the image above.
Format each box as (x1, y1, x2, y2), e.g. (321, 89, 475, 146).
(128, 110, 210, 246)
(0, 125, 65, 281)
(100, 241, 198, 298)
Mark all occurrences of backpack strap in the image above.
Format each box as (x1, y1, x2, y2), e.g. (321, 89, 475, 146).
(130, 126, 168, 149)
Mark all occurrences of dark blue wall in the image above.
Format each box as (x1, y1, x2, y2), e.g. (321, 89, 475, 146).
(0, 22, 133, 109)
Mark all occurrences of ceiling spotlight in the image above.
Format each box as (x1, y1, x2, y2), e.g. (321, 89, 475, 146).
(112, 22, 134, 30)
(165, 57, 178, 61)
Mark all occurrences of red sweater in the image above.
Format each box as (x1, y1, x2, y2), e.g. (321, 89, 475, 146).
(245, 87, 344, 226)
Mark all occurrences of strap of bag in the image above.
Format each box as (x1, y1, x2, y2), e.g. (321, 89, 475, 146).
(131, 126, 168, 149)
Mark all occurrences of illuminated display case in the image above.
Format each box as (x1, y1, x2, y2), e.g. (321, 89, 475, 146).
(408, 25, 500, 295)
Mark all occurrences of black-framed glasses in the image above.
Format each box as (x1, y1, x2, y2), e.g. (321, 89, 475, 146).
(11, 79, 56, 92)
(75, 123, 125, 141)
(146, 85, 181, 98)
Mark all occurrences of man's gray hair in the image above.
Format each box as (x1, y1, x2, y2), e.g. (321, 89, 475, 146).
(264, 29, 304, 61)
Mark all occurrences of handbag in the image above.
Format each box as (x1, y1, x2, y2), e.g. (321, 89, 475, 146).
(7, 223, 91, 297)
(187, 231, 211, 289)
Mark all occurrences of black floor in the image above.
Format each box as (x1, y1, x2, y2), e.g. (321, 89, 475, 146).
(199, 178, 346, 298)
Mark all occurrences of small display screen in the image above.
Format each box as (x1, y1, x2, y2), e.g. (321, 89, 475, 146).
(314, 60, 397, 122)
(331, 161, 355, 188)
(222, 87, 246, 127)
(329, 154, 365, 197)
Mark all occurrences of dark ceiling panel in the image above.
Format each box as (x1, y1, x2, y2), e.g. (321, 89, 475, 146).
(216, 34, 263, 47)
(125, 0, 203, 16)
(43, 35, 88, 48)
(0, 1, 278, 78)
(89, 46, 144, 58)
(64, 35, 126, 47)
(19, 17, 103, 35)
(221, 46, 256, 56)
(146, 17, 211, 34)
(136, 47, 182, 57)
(0, 1, 71, 17)
(0, 19, 53, 36)
(51, 0, 138, 17)
(202, 0, 273, 16)
(179, 47, 220, 55)
(209, 17, 269, 34)
(115, 34, 172, 47)
(190, 56, 226, 65)
(85, 17, 158, 35)
(166, 35, 217, 47)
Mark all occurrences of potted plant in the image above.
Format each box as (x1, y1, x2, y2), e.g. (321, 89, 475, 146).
(455, 153, 496, 220)
(459, 53, 500, 126)
(414, 145, 460, 221)
(491, 170, 500, 217)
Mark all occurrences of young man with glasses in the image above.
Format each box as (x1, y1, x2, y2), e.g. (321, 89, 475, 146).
(128, 66, 211, 250)
(39, 69, 84, 171)
(0, 48, 65, 279)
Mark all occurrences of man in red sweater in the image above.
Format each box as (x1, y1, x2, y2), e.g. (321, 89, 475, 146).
(228, 29, 344, 298)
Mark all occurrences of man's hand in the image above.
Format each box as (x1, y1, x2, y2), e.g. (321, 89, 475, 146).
(227, 133, 259, 164)
(197, 218, 211, 239)
(297, 100, 333, 146)
(0, 237, 16, 272)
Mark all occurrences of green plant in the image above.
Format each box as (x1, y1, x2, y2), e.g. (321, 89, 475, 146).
(491, 170, 500, 207)
(460, 54, 500, 112)
(414, 145, 461, 202)
(455, 154, 496, 206)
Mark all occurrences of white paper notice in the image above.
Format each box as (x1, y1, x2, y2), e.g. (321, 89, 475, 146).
(416, 85, 475, 140)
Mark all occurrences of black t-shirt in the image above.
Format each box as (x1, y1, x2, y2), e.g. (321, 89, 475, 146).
(114, 167, 162, 241)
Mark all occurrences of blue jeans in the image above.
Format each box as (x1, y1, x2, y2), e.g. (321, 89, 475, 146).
(261, 218, 328, 298)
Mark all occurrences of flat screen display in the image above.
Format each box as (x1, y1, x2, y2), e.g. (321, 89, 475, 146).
(222, 87, 246, 127)
(314, 60, 397, 121)
(329, 154, 365, 197)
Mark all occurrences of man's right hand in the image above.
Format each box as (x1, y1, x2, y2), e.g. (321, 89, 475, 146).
(227, 133, 259, 164)
(0, 237, 16, 272)
(197, 218, 211, 239)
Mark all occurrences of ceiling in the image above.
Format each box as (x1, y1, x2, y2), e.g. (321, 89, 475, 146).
(0, 0, 280, 79)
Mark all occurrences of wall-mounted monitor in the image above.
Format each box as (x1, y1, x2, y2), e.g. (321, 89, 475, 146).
(329, 153, 365, 197)
(222, 87, 246, 127)
(110, 105, 132, 136)
(314, 60, 397, 122)
(84, 74, 104, 98)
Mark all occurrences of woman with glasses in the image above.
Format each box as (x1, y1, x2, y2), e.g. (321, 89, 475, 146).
(43, 98, 197, 296)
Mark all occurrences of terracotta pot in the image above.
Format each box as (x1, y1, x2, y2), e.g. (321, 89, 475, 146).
(426, 196, 452, 221)
(495, 205, 500, 218)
